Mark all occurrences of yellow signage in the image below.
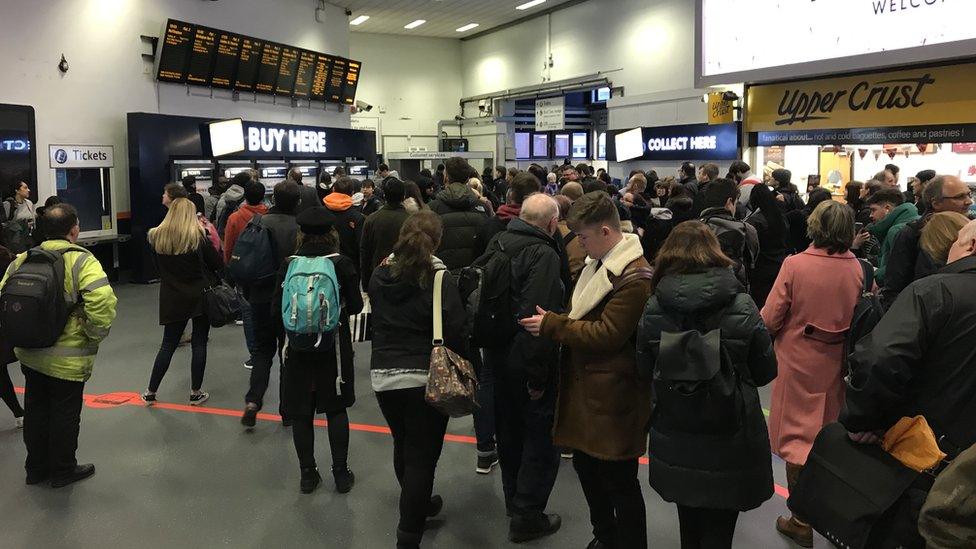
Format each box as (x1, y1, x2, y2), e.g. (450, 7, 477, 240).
(745, 62, 976, 132)
(708, 92, 735, 125)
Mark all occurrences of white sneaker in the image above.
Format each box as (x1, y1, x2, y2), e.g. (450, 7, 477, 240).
(15, 416, 23, 429)
(235, 319, 244, 326)
(243, 359, 253, 370)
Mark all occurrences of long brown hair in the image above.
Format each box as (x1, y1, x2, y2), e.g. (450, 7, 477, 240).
(391, 211, 442, 288)
(650, 221, 734, 289)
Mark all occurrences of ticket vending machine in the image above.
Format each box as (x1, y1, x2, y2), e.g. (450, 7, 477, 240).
(256, 160, 287, 194)
(218, 160, 253, 182)
(49, 144, 117, 239)
(171, 159, 215, 194)
(290, 160, 318, 186)
(319, 160, 344, 178)
(346, 160, 369, 181)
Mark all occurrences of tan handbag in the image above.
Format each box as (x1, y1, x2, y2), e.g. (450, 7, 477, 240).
(424, 270, 479, 418)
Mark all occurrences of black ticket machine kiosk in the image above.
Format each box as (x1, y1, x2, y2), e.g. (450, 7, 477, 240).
(172, 159, 214, 193)
(290, 160, 318, 185)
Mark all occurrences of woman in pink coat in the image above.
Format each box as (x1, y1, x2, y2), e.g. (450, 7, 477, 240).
(761, 200, 866, 548)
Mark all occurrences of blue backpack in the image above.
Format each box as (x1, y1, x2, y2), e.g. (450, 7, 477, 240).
(281, 255, 341, 351)
(227, 214, 276, 283)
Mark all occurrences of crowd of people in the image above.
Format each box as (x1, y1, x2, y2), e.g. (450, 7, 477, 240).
(0, 155, 974, 549)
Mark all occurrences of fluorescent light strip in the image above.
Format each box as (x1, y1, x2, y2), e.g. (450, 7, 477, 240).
(404, 19, 427, 29)
(349, 15, 370, 25)
(516, 0, 547, 10)
(456, 23, 479, 32)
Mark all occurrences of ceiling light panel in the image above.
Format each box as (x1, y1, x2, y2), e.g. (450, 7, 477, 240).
(349, 15, 370, 25)
(456, 23, 479, 32)
(516, 0, 547, 10)
(404, 19, 427, 29)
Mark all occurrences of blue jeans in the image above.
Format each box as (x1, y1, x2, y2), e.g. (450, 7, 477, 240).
(471, 349, 496, 453)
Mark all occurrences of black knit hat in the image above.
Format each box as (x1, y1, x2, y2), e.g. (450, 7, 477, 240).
(772, 168, 793, 186)
(916, 169, 937, 184)
(296, 207, 336, 235)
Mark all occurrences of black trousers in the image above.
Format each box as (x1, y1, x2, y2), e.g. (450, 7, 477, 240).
(21, 366, 85, 477)
(244, 302, 282, 410)
(676, 506, 739, 549)
(376, 387, 449, 540)
(291, 410, 350, 470)
(486, 346, 559, 518)
(0, 364, 23, 418)
(573, 451, 647, 549)
(471, 349, 496, 453)
(149, 316, 210, 392)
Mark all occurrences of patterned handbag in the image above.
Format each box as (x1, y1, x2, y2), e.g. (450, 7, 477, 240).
(425, 269, 479, 418)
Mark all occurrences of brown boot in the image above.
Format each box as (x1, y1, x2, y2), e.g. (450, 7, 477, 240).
(776, 515, 813, 547)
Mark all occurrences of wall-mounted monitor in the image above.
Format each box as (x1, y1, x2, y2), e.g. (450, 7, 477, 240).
(532, 133, 549, 158)
(572, 132, 589, 159)
(514, 132, 531, 159)
(554, 133, 571, 159)
(207, 118, 245, 157)
(614, 128, 645, 162)
(592, 87, 611, 103)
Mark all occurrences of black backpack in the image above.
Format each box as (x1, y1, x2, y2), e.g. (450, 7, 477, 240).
(458, 237, 528, 349)
(215, 193, 244, 238)
(1, 199, 33, 254)
(652, 305, 746, 435)
(845, 259, 884, 383)
(0, 245, 89, 348)
(226, 214, 277, 284)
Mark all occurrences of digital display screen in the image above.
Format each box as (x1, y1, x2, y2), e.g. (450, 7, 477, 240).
(156, 19, 361, 104)
(341, 60, 361, 105)
(554, 133, 570, 158)
(255, 42, 282, 93)
(614, 128, 645, 162)
(348, 164, 368, 176)
(186, 26, 217, 85)
(514, 132, 531, 159)
(211, 32, 241, 88)
(157, 20, 194, 82)
(326, 57, 347, 103)
(532, 133, 549, 158)
(292, 50, 317, 98)
(275, 47, 300, 95)
(233, 37, 263, 92)
(572, 132, 589, 159)
(208, 119, 245, 157)
(310, 54, 332, 102)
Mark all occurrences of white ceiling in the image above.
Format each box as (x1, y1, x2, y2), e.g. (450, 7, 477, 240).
(337, 0, 578, 38)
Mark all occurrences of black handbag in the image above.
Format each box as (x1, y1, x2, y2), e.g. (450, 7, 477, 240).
(197, 245, 239, 328)
(788, 423, 921, 549)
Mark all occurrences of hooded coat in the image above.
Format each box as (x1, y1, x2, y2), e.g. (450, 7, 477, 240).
(359, 204, 410, 289)
(637, 267, 777, 511)
(428, 183, 490, 271)
(867, 202, 920, 284)
(324, 193, 365, 274)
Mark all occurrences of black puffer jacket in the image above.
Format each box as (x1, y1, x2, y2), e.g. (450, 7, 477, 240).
(428, 183, 490, 271)
(637, 267, 777, 511)
(746, 183, 788, 308)
(491, 217, 565, 388)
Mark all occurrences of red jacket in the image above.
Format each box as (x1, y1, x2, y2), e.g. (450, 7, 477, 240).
(223, 203, 268, 264)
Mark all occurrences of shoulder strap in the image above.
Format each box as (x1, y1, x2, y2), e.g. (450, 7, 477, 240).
(432, 269, 445, 346)
(564, 231, 578, 245)
(857, 258, 874, 294)
(4, 199, 14, 221)
(609, 265, 654, 292)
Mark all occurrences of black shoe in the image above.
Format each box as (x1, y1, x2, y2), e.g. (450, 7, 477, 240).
(25, 470, 49, 485)
(281, 416, 293, 427)
(586, 538, 611, 549)
(300, 467, 321, 494)
(333, 466, 355, 494)
(51, 464, 95, 488)
(427, 494, 444, 517)
(509, 513, 562, 543)
(396, 529, 422, 549)
(476, 451, 499, 474)
(241, 404, 258, 428)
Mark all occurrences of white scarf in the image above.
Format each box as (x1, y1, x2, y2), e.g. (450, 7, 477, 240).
(569, 233, 645, 320)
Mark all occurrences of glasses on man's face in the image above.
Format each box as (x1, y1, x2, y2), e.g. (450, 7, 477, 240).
(942, 191, 975, 201)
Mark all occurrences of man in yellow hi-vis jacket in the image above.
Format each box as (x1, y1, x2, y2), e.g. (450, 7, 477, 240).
(0, 204, 117, 488)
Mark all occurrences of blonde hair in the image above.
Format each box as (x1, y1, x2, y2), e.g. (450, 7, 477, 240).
(149, 198, 203, 255)
(806, 200, 852, 254)
(466, 177, 484, 196)
(921, 212, 970, 264)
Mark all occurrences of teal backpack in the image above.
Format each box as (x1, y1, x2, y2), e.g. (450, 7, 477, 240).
(281, 255, 341, 351)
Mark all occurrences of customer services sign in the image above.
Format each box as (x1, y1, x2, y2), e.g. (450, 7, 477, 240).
(745, 62, 976, 133)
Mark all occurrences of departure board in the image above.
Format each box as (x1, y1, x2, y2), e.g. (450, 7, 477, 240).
(292, 50, 317, 98)
(157, 20, 194, 82)
(155, 19, 362, 104)
(233, 37, 263, 92)
(255, 42, 282, 93)
(186, 26, 217, 85)
(341, 60, 362, 105)
(275, 47, 300, 95)
(211, 32, 241, 88)
(326, 57, 347, 103)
